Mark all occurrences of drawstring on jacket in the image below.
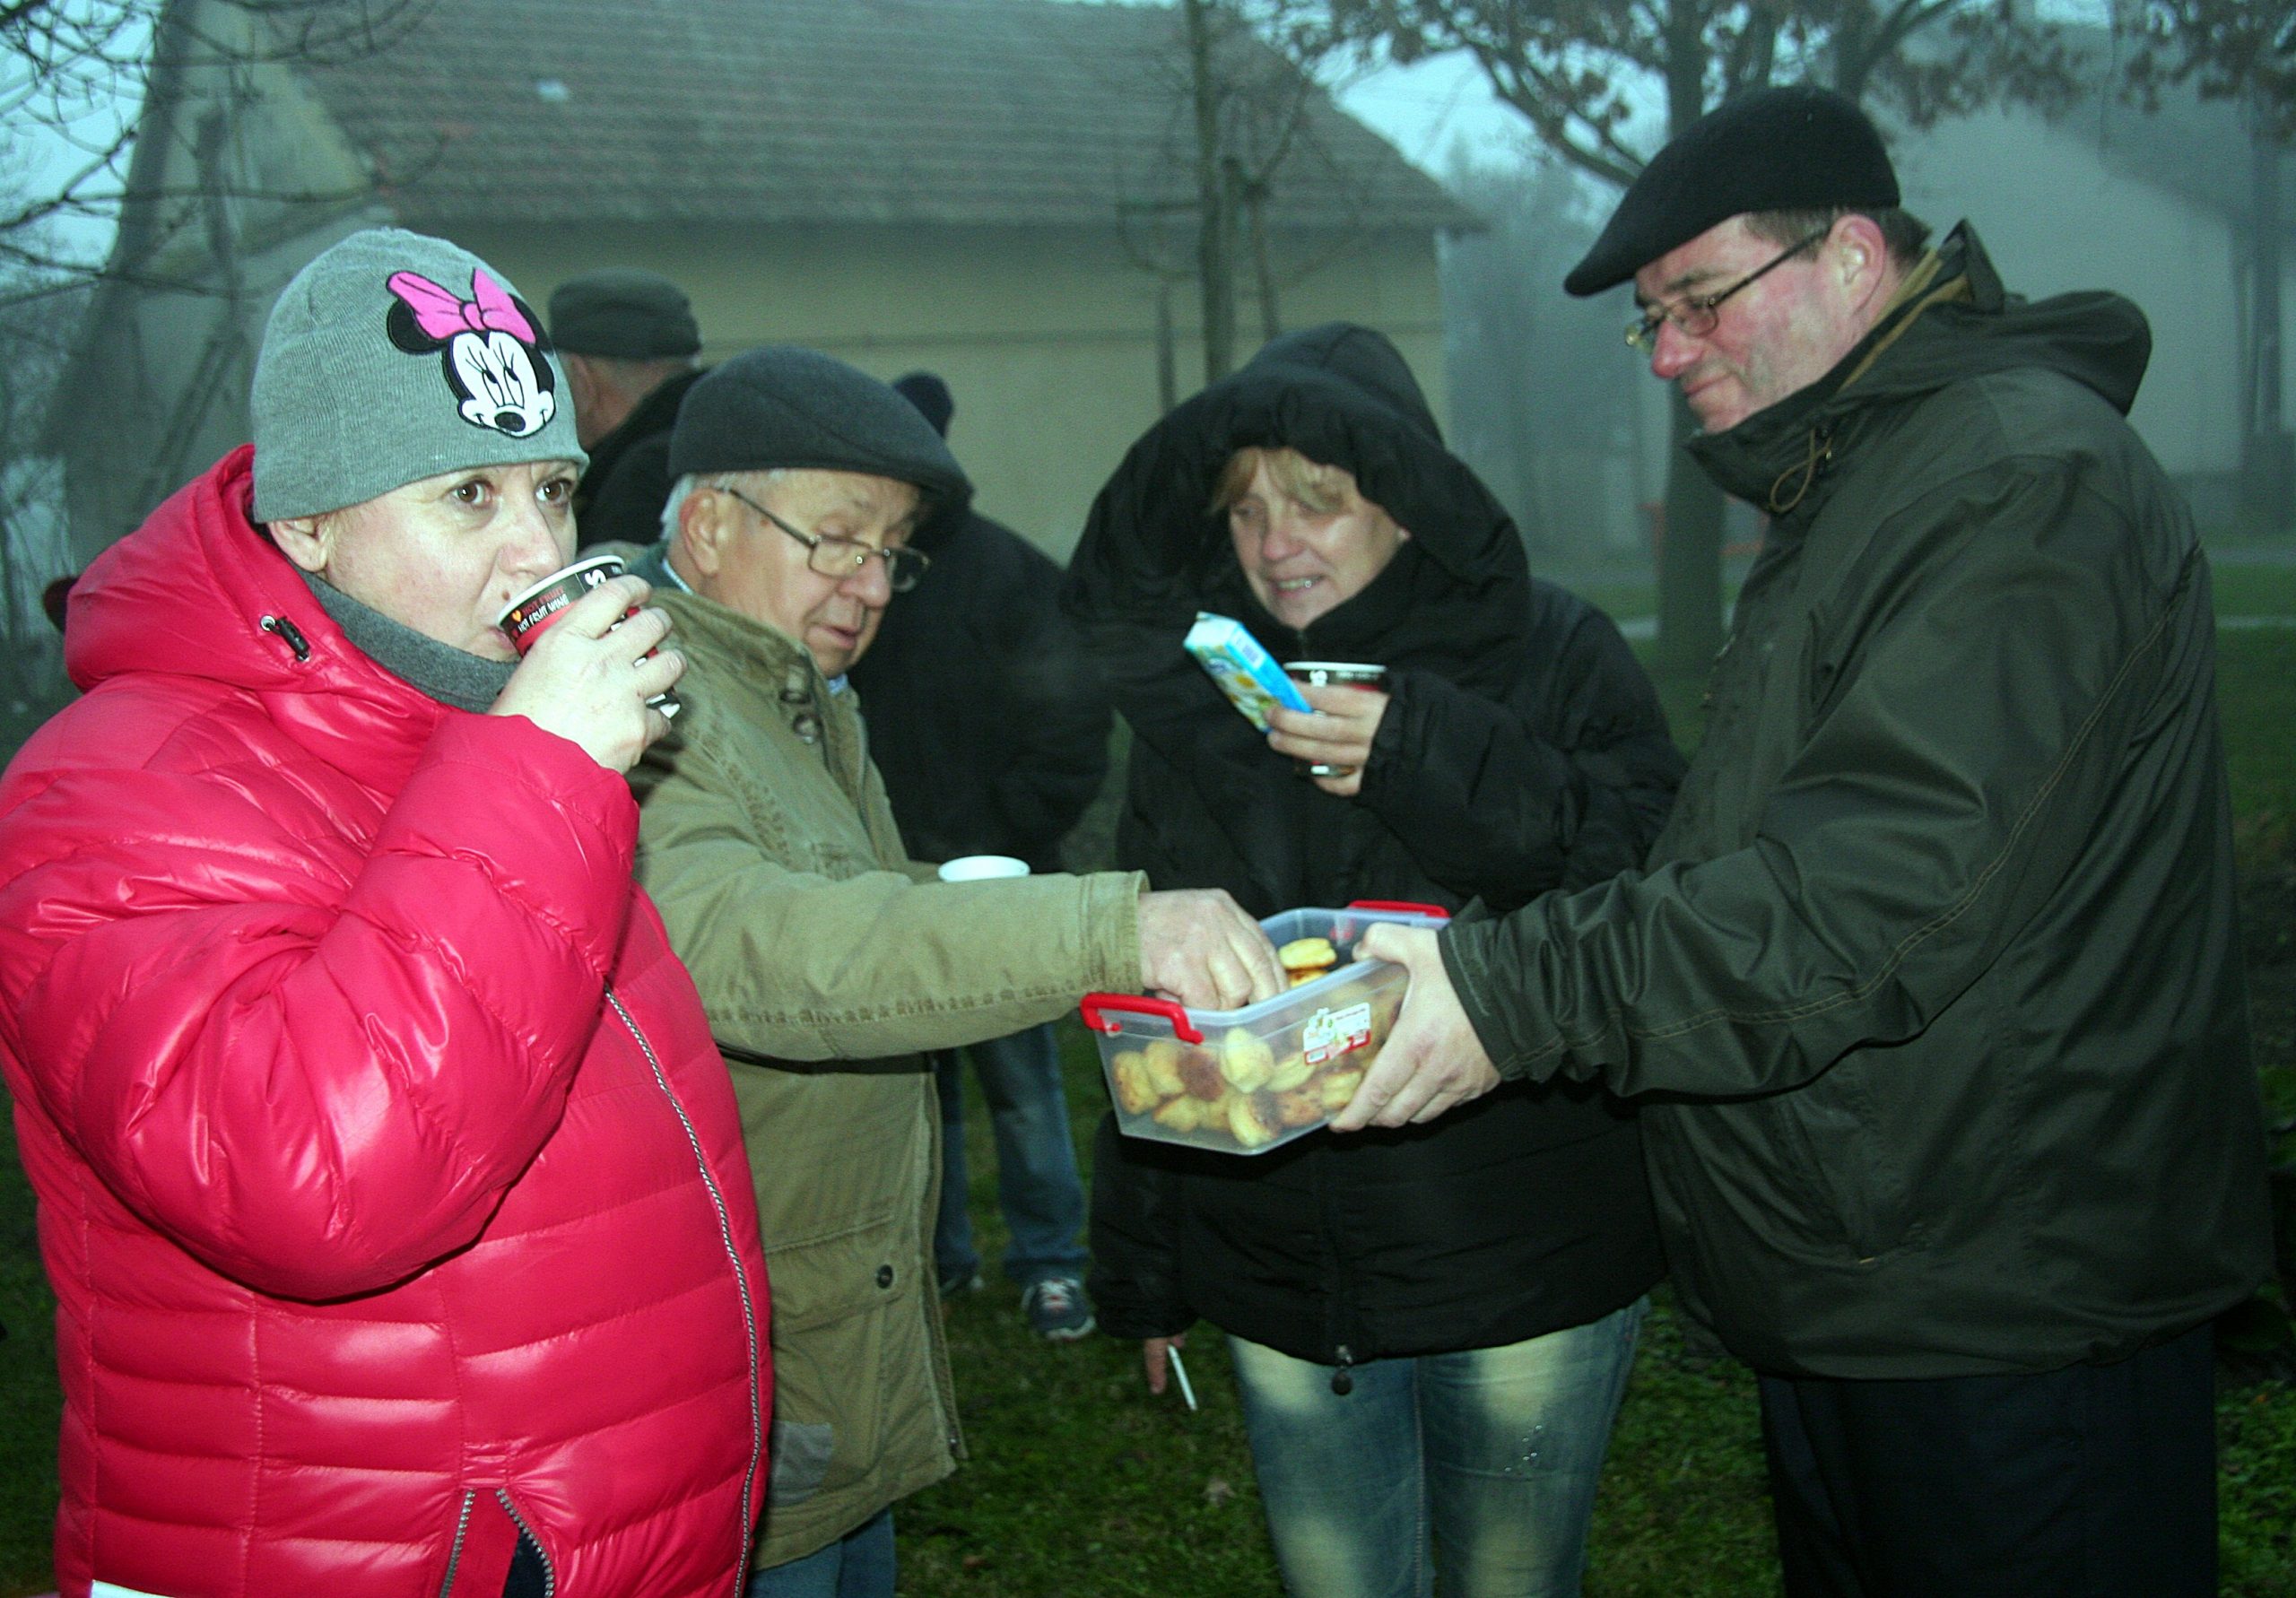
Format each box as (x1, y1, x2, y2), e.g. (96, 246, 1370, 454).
(1768, 426, 1833, 517)
(260, 614, 311, 661)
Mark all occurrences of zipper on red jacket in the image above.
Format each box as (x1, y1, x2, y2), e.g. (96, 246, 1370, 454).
(440, 1489, 477, 1595)
(608, 984, 766, 1591)
(435, 1487, 557, 1595)
(498, 1489, 556, 1598)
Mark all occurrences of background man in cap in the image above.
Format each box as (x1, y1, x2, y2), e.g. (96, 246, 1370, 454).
(615, 345, 1283, 1595)
(548, 266, 706, 547)
(1335, 84, 2271, 1594)
(848, 369, 1109, 1341)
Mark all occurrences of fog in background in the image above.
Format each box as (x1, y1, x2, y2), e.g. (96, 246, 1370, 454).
(1, 0, 2289, 730)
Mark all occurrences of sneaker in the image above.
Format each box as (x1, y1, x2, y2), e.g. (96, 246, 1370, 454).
(939, 1268, 985, 1300)
(1021, 1275, 1096, 1342)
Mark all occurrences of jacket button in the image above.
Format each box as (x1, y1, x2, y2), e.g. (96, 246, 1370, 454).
(876, 1264, 895, 1289)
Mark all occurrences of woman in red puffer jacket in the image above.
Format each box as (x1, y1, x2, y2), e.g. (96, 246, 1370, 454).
(0, 228, 768, 1598)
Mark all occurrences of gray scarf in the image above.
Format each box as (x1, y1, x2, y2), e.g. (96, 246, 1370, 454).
(297, 570, 517, 714)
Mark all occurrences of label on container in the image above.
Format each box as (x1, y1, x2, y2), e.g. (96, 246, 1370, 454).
(1302, 1000, 1373, 1066)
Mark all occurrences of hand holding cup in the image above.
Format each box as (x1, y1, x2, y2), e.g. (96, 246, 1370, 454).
(491, 575, 684, 773)
(1267, 664, 1390, 797)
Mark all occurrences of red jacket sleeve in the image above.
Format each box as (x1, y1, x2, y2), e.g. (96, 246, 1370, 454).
(0, 708, 642, 1300)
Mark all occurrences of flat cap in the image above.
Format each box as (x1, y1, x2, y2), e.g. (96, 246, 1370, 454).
(1565, 85, 1899, 297)
(670, 345, 971, 512)
(548, 268, 701, 358)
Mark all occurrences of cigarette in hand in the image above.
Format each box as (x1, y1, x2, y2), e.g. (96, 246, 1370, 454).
(1167, 1344, 1199, 1411)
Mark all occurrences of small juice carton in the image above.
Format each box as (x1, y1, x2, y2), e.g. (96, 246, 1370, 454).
(1184, 611, 1311, 732)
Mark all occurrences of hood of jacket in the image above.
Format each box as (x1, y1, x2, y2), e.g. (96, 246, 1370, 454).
(65, 444, 451, 786)
(1688, 223, 2153, 517)
(1066, 321, 1528, 674)
(1063, 323, 1550, 911)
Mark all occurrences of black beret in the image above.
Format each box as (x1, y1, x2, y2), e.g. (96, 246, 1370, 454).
(1565, 85, 1899, 297)
(548, 268, 701, 358)
(669, 346, 972, 513)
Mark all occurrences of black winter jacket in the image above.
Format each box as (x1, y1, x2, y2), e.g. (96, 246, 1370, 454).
(574, 367, 705, 550)
(1065, 324, 1681, 1365)
(848, 510, 1110, 871)
(1443, 226, 2274, 1379)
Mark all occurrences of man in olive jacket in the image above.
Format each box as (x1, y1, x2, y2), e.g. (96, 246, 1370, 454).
(1337, 88, 2272, 1596)
(620, 346, 1281, 1594)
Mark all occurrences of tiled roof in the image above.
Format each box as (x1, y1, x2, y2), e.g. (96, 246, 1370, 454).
(300, 0, 1474, 232)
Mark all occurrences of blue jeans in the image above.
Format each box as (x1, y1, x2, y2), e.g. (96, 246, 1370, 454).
(1228, 1298, 1647, 1598)
(932, 1022, 1088, 1287)
(744, 1507, 895, 1598)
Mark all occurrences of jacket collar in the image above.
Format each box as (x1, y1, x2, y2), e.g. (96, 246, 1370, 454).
(578, 367, 704, 503)
(66, 446, 451, 786)
(1684, 222, 2153, 518)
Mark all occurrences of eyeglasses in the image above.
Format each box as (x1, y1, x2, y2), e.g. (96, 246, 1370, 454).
(718, 483, 929, 593)
(1625, 227, 1832, 353)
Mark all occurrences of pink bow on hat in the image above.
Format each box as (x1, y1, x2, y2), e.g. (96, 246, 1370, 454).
(387, 266, 538, 345)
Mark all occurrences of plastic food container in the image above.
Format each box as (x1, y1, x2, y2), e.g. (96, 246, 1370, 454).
(1079, 901, 1449, 1156)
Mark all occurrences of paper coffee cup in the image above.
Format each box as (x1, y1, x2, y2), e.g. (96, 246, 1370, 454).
(497, 554, 681, 717)
(499, 554, 626, 654)
(1283, 661, 1387, 777)
(937, 855, 1030, 882)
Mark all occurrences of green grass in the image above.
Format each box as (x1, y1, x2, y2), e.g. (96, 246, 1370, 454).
(1572, 578, 1663, 625)
(2217, 628, 2296, 867)
(0, 1106, 60, 1598)
(2212, 561, 2296, 619)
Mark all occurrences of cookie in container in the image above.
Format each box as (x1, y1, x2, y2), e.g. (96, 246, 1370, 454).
(1079, 902, 1447, 1154)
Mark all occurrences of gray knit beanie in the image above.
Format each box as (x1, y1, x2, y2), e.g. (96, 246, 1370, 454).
(251, 227, 586, 522)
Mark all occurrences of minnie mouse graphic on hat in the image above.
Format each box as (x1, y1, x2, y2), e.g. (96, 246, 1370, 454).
(384, 265, 559, 438)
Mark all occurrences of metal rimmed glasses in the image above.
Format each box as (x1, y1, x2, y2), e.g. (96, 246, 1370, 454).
(718, 482, 930, 593)
(1624, 226, 1832, 353)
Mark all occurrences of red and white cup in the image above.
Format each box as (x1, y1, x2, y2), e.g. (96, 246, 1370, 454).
(1283, 660, 1387, 777)
(498, 554, 681, 717)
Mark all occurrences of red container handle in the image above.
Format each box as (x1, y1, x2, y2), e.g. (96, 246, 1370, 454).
(1078, 992, 1204, 1045)
(1345, 899, 1451, 920)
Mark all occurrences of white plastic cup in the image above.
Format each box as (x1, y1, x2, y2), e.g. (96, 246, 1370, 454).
(937, 855, 1031, 882)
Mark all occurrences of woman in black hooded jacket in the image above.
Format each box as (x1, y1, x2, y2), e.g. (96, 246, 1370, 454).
(1064, 325, 1683, 1597)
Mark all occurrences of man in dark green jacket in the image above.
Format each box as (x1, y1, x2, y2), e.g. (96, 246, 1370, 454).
(1335, 86, 2273, 1596)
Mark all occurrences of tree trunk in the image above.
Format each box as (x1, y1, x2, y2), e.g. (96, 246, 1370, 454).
(1248, 178, 1280, 344)
(1155, 277, 1178, 414)
(1656, 16, 1726, 674)
(2242, 102, 2291, 534)
(1184, 0, 1235, 384)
